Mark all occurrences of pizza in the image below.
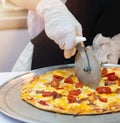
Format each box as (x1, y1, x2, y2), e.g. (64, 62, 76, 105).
(20, 67, 120, 115)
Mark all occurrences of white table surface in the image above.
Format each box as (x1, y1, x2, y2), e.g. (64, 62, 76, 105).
(0, 72, 25, 123)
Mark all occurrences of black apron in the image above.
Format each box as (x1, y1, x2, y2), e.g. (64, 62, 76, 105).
(31, 0, 120, 70)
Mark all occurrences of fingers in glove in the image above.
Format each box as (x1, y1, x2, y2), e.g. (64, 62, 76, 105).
(64, 48, 76, 59)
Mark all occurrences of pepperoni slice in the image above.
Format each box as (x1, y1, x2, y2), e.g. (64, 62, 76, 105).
(42, 91, 62, 99)
(39, 100, 48, 106)
(105, 72, 118, 81)
(105, 72, 115, 77)
(53, 75, 64, 81)
(67, 95, 77, 103)
(69, 89, 81, 96)
(50, 80, 60, 88)
(96, 87, 112, 94)
(64, 77, 74, 84)
(108, 75, 118, 81)
(42, 92, 53, 97)
(102, 68, 108, 76)
(75, 82, 83, 88)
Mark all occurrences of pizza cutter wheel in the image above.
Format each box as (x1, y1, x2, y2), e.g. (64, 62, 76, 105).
(75, 37, 101, 88)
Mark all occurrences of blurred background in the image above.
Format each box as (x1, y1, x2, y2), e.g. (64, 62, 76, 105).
(0, 3, 30, 72)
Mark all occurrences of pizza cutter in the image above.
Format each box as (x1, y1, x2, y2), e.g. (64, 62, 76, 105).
(74, 36, 101, 88)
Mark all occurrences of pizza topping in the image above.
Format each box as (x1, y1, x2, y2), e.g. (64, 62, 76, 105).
(50, 80, 60, 88)
(64, 77, 74, 84)
(42, 91, 62, 99)
(87, 99, 96, 106)
(104, 72, 115, 77)
(104, 81, 117, 86)
(36, 90, 44, 94)
(87, 92, 96, 96)
(98, 96, 108, 102)
(52, 91, 62, 99)
(67, 95, 77, 103)
(75, 82, 83, 88)
(69, 89, 81, 96)
(55, 87, 64, 90)
(87, 92, 99, 105)
(118, 80, 120, 86)
(115, 88, 120, 94)
(77, 97, 89, 103)
(88, 92, 99, 100)
(96, 87, 112, 94)
(104, 72, 118, 81)
(53, 75, 64, 81)
(102, 68, 108, 76)
(42, 92, 53, 97)
(88, 92, 107, 104)
(39, 100, 48, 106)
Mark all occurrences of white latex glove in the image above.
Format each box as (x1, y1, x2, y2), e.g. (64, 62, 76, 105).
(92, 33, 120, 64)
(28, 0, 67, 39)
(36, 0, 82, 58)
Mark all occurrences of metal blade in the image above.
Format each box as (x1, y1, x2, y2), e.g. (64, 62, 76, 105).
(75, 45, 101, 88)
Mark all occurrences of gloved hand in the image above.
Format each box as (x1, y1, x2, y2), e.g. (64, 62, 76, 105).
(28, 0, 67, 39)
(92, 33, 120, 64)
(36, 0, 82, 58)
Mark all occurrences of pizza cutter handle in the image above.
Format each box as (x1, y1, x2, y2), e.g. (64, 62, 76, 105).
(75, 36, 91, 73)
(75, 36, 86, 49)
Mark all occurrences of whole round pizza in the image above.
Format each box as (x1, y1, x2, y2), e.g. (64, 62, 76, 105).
(21, 67, 120, 115)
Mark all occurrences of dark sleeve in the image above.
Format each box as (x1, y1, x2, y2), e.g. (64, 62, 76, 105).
(66, 0, 115, 45)
(93, 0, 120, 38)
(31, 31, 75, 70)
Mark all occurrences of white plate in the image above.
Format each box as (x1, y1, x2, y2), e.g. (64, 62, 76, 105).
(0, 64, 120, 123)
